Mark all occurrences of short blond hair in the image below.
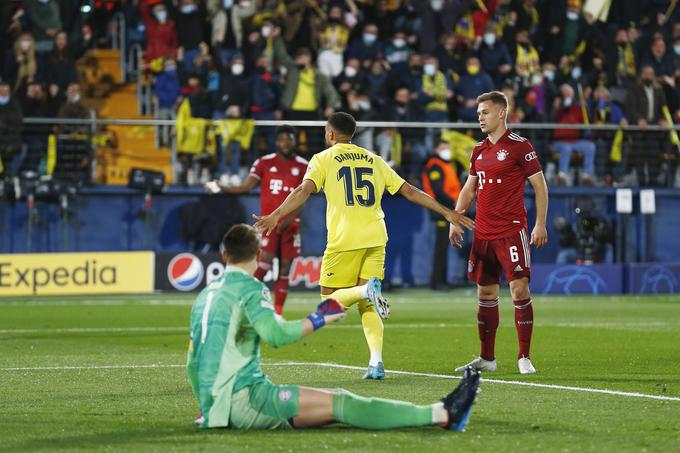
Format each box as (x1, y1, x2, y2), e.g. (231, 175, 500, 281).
(476, 91, 508, 109)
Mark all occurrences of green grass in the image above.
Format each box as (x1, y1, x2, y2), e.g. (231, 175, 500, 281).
(1, 290, 679, 452)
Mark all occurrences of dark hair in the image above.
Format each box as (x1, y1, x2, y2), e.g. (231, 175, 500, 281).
(221, 224, 260, 263)
(294, 48, 312, 58)
(476, 91, 508, 108)
(327, 112, 356, 137)
(276, 124, 297, 137)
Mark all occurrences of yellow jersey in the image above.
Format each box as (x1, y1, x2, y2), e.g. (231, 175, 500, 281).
(304, 143, 406, 252)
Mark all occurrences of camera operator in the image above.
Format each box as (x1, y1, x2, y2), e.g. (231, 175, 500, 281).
(553, 202, 614, 264)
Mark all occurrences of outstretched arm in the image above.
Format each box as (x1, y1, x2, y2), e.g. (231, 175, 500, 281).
(206, 174, 260, 194)
(253, 179, 317, 234)
(398, 182, 474, 230)
(449, 175, 478, 247)
(528, 172, 548, 249)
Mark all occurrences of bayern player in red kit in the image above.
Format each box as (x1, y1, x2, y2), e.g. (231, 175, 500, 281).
(208, 125, 308, 315)
(450, 91, 549, 374)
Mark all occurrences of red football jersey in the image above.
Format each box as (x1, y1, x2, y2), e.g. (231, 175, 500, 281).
(250, 153, 309, 216)
(469, 129, 542, 240)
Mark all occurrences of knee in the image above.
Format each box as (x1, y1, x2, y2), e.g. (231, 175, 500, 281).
(477, 288, 498, 301)
(510, 282, 530, 301)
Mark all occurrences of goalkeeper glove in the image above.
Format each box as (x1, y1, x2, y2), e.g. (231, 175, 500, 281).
(306, 298, 345, 331)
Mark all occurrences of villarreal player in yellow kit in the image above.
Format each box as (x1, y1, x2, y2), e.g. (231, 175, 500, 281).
(255, 112, 474, 378)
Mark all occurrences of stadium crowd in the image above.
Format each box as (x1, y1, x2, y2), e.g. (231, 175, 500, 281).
(1, 0, 680, 187)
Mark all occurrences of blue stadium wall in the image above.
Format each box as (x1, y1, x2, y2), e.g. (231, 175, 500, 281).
(2, 187, 680, 293)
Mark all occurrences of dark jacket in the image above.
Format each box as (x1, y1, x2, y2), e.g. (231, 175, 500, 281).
(173, 8, 206, 50)
(249, 69, 281, 114)
(379, 100, 426, 142)
(0, 97, 23, 150)
(214, 71, 250, 115)
(478, 42, 513, 85)
(624, 81, 667, 124)
(155, 69, 181, 109)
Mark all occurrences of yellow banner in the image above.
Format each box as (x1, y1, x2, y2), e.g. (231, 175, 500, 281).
(0, 252, 154, 297)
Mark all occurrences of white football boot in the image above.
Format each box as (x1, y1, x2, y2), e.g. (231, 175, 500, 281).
(455, 356, 497, 373)
(518, 357, 536, 374)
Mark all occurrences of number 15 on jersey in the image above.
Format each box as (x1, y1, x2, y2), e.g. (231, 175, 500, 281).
(337, 166, 375, 207)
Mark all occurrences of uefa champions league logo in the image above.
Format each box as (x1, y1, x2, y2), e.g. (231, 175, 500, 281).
(639, 265, 679, 294)
(541, 266, 608, 295)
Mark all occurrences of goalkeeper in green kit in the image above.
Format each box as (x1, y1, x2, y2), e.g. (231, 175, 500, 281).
(187, 224, 480, 431)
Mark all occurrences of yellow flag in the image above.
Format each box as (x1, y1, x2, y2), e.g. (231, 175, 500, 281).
(662, 105, 679, 145)
(609, 129, 623, 163)
(47, 134, 57, 174)
(440, 129, 478, 170)
(215, 119, 256, 150)
(391, 130, 402, 167)
(176, 99, 207, 154)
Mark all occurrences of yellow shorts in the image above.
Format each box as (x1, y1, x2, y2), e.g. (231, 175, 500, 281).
(319, 246, 386, 288)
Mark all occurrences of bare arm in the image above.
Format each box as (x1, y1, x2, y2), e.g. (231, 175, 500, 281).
(253, 179, 316, 234)
(528, 172, 549, 249)
(399, 182, 474, 230)
(214, 174, 260, 194)
(454, 175, 478, 213)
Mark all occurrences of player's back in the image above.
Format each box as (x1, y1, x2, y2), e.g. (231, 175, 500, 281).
(188, 269, 270, 425)
(304, 143, 405, 252)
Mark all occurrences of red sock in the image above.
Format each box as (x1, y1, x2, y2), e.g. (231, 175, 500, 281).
(273, 275, 289, 315)
(477, 299, 499, 361)
(254, 261, 271, 281)
(514, 298, 533, 359)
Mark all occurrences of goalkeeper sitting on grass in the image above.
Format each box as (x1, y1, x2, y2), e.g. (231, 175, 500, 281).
(187, 224, 480, 431)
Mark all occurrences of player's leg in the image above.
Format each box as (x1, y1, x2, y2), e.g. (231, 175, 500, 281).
(293, 368, 480, 431)
(254, 231, 280, 281)
(274, 223, 301, 315)
(319, 249, 367, 308)
(456, 237, 501, 372)
(274, 259, 292, 315)
(498, 229, 536, 374)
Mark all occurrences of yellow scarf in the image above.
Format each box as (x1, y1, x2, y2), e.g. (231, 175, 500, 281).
(422, 71, 448, 112)
(515, 44, 540, 79)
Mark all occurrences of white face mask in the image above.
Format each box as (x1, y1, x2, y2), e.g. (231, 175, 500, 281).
(261, 25, 273, 38)
(563, 97, 573, 107)
(154, 10, 167, 23)
(71, 94, 80, 104)
(223, 0, 234, 7)
(393, 38, 406, 48)
(358, 100, 371, 110)
(240, 0, 251, 7)
(0, 96, 9, 105)
(232, 63, 244, 75)
(180, 4, 197, 14)
(483, 33, 496, 46)
(438, 148, 452, 161)
(571, 67, 582, 80)
(431, 0, 444, 11)
(37, 0, 49, 3)
(424, 64, 436, 76)
(543, 69, 555, 81)
(567, 11, 579, 20)
(20, 40, 31, 51)
(344, 66, 358, 78)
(531, 74, 542, 86)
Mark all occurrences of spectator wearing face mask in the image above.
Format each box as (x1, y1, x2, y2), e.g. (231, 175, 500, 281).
(4, 34, 40, 95)
(477, 24, 513, 88)
(173, 0, 207, 69)
(316, 6, 350, 78)
(155, 57, 182, 147)
(140, 1, 178, 66)
(208, 0, 256, 61)
(45, 31, 79, 95)
(606, 28, 637, 86)
(415, 0, 459, 55)
(0, 79, 23, 176)
(419, 55, 453, 149)
(624, 66, 672, 187)
(366, 59, 390, 109)
(56, 83, 91, 182)
(434, 32, 467, 77)
(334, 58, 367, 111)
(551, 83, 597, 186)
(384, 31, 412, 75)
(24, 0, 62, 52)
(455, 56, 494, 122)
(513, 29, 540, 87)
(421, 139, 461, 290)
(18, 81, 49, 172)
(588, 86, 627, 184)
(346, 23, 383, 70)
(544, 0, 591, 65)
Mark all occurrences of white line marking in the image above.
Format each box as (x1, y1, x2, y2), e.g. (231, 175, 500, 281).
(267, 361, 680, 402)
(0, 321, 676, 335)
(1, 361, 677, 402)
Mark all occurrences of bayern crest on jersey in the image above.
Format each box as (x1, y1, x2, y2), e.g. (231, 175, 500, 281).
(497, 149, 508, 161)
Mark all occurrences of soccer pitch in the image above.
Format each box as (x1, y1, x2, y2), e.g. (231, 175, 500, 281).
(2, 290, 679, 452)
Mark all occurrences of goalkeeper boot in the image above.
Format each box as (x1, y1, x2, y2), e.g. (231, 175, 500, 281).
(441, 366, 480, 431)
(455, 356, 497, 373)
(518, 356, 536, 374)
(362, 361, 385, 380)
(366, 277, 390, 320)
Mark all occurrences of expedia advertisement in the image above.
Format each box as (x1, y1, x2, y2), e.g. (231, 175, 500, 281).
(0, 252, 155, 296)
(156, 252, 322, 292)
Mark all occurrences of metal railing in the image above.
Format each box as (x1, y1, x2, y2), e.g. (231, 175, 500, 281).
(111, 12, 127, 82)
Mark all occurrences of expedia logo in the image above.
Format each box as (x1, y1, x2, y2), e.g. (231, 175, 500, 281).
(167, 253, 204, 291)
(0, 260, 117, 295)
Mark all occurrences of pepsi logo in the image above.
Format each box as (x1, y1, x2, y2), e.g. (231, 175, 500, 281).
(168, 253, 204, 291)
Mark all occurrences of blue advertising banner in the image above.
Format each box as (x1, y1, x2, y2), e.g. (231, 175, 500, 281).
(531, 264, 624, 295)
(626, 263, 680, 294)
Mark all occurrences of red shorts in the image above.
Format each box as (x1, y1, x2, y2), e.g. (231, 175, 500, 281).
(467, 228, 532, 286)
(260, 220, 301, 261)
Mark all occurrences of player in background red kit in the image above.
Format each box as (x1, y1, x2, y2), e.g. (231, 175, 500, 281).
(207, 125, 308, 315)
(450, 91, 549, 375)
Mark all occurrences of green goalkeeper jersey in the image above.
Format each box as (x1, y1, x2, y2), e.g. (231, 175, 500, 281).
(186, 266, 304, 428)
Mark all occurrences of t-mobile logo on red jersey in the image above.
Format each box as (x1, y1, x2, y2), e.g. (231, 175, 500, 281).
(269, 179, 283, 194)
(476, 171, 502, 189)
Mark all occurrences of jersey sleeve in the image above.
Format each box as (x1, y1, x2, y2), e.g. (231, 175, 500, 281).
(518, 142, 542, 177)
(303, 153, 325, 192)
(249, 158, 264, 179)
(378, 156, 406, 195)
(470, 147, 481, 176)
(243, 283, 277, 324)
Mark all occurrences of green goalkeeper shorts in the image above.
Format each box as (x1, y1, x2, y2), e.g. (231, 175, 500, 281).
(229, 382, 300, 430)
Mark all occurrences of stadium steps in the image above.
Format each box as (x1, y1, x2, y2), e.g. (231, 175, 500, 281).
(89, 58, 173, 184)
